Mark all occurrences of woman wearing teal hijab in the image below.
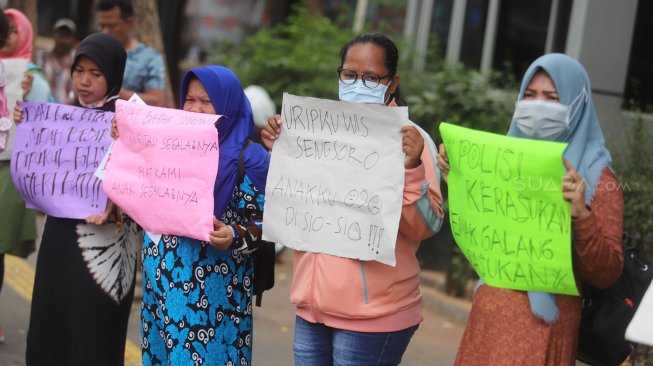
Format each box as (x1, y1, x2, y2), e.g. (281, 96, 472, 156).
(437, 53, 624, 365)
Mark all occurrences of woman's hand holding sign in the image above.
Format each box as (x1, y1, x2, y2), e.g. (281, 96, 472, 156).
(261, 114, 281, 151)
(85, 200, 115, 226)
(400, 125, 423, 169)
(111, 118, 120, 139)
(436, 143, 449, 183)
(13, 104, 23, 124)
(563, 159, 590, 220)
(209, 217, 234, 250)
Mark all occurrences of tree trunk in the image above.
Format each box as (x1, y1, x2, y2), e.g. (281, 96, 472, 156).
(307, 0, 326, 16)
(8, 0, 38, 58)
(132, 0, 175, 107)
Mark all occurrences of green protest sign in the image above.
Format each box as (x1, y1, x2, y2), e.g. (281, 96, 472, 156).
(439, 122, 578, 296)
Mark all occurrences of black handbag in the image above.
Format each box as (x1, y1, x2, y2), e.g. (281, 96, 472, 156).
(576, 245, 653, 366)
(237, 139, 275, 307)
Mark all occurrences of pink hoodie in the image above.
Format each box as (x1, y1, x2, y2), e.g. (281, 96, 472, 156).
(290, 123, 444, 332)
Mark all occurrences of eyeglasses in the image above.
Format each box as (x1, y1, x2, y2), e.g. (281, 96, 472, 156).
(338, 68, 391, 89)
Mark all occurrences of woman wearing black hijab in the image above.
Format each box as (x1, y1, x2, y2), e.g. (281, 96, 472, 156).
(24, 33, 139, 366)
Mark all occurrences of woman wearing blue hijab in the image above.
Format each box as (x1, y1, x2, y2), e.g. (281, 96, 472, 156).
(139, 65, 271, 365)
(437, 54, 623, 365)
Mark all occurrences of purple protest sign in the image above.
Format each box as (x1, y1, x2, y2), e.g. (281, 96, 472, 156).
(10, 102, 113, 219)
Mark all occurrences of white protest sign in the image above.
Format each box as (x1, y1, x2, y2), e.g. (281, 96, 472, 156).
(128, 93, 146, 105)
(0, 58, 28, 160)
(263, 93, 406, 266)
(94, 141, 114, 181)
(626, 282, 653, 346)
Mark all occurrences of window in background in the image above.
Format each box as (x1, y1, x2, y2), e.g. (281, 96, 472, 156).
(428, 0, 454, 60)
(550, 0, 573, 53)
(492, 0, 552, 80)
(459, 0, 489, 69)
(624, 0, 653, 111)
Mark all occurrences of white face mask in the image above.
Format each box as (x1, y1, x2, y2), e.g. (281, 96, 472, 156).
(513, 100, 570, 140)
(338, 80, 390, 105)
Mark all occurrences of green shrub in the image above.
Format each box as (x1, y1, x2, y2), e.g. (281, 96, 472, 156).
(401, 62, 516, 141)
(616, 114, 653, 259)
(211, 6, 353, 107)
(212, 4, 517, 139)
(622, 116, 653, 364)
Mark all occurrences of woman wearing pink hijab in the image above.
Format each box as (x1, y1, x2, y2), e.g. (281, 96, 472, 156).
(0, 8, 52, 344)
(0, 8, 53, 102)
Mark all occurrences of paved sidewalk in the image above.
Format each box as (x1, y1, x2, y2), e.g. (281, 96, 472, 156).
(419, 270, 472, 326)
(1, 251, 467, 365)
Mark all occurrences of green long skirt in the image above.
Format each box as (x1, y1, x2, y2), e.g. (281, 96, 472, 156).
(0, 161, 36, 257)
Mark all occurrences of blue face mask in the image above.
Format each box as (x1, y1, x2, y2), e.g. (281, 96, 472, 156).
(338, 80, 390, 105)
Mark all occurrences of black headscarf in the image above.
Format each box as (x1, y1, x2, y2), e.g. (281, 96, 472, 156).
(72, 33, 126, 112)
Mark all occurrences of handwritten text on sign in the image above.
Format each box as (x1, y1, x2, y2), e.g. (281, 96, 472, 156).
(440, 122, 577, 295)
(103, 100, 220, 241)
(263, 94, 406, 266)
(10, 102, 112, 218)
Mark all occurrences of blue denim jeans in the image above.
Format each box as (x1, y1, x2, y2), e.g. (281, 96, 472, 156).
(294, 316, 419, 366)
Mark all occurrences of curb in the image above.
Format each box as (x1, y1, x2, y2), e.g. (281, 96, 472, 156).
(419, 271, 472, 325)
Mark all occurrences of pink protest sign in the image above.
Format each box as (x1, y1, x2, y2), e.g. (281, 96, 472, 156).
(103, 100, 220, 241)
(10, 102, 112, 218)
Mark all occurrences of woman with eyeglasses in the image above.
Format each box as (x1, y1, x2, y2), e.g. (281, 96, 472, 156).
(261, 33, 445, 366)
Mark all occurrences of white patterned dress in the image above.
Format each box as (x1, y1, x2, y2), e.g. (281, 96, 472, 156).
(26, 214, 140, 365)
